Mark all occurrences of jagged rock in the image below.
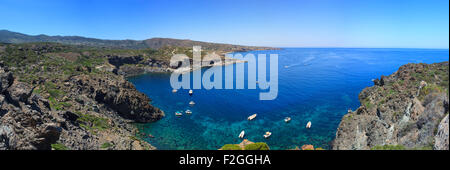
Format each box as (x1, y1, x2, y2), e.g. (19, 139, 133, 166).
(107, 55, 143, 68)
(71, 74, 164, 123)
(373, 75, 386, 86)
(333, 62, 449, 150)
(238, 139, 255, 149)
(301, 145, 314, 150)
(0, 68, 13, 93)
(0, 65, 158, 150)
(32, 123, 62, 149)
(434, 115, 449, 150)
(62, 111, 79, 122)
(6, 80, 33, 104)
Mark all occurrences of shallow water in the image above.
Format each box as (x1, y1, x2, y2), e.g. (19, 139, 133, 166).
(128, 48, 449, 150)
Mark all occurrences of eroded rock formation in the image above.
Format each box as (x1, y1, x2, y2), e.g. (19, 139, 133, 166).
(333, 62, 449, 150)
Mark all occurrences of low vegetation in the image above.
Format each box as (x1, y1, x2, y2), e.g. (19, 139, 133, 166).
(51, 143, 68, 150)
(75, 113, 110, 133)
(220, 144, 242, 150)
(220, 142, 270, 150)
(101, 142, 114, 149)
(244, 143, 270, 150)
(371, 145, 406, 150)
(371, 144, 433, 150)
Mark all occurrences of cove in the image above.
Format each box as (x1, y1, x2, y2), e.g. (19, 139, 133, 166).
(128, 48, 449, 150)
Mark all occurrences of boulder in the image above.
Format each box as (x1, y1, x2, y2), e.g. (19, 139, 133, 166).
(434, 115, 449, 150)
(301, 144, 314, 150)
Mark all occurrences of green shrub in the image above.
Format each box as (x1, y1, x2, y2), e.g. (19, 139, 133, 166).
(60, 102, 72, 107)
(412, 146, 433, 150)
(51, 143, 68, 150)
(362, 98, 373, 109)
(101, 142, 113, 149)
(48, 89, 64, 98)
(220, 144, 242, 150)
(421, 84, 443, 96)
(371, 145, 406, 150)
(129, 136, 140, 141)
(244, 142, 270, 150)
(76, 114, 110, 131)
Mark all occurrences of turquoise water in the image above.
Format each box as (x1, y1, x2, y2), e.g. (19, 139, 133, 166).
(128, 48, 449, 150)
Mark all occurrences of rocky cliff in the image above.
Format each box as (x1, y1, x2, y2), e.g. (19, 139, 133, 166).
(0, 43, 164, 150)
(333, 62, 449, 150)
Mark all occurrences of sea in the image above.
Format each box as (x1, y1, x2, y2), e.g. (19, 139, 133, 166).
(128, 48, 449, 150)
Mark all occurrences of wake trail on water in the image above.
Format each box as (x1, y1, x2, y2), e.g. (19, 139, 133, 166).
(284, 56, 316, 68)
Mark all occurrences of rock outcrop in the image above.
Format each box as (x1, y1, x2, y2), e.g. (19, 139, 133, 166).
(1, 66, 61, 149)
(333, 62, 449, 150)
(0, 64, 159, 150)
(69, 74, 164, 122)
(219, 140, 270, 150)
(434, 114, 448, 150)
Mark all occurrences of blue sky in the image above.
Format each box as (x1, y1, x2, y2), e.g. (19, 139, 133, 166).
(0, 0, 448, 48)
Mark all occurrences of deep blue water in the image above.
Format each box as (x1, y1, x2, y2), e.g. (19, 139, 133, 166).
(128, 48, 449, 150)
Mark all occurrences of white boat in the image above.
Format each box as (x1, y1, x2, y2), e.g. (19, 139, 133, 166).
(284, 117, 291, 123)
(185, 110, 192, 114)
(247, 114, 257, 120)
(189, 101, 195, 106)
(172, 89, 178, 93)
(239, 130, 245, 139)
(263, 131, 272, 138)
(306, 121, 312, 129)
(189, 89, 193, 95)
(175, 111, 182, 117)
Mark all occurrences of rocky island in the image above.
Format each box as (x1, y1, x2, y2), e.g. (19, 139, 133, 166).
(333, 62, 449, 150)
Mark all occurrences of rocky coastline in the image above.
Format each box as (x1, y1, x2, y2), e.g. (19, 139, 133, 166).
(0, 65, 164, 150)
(0, 42, 275, 150)
(333, 62, 449, 150)
(2, 38, 447, 150)
(0, 43, 165, 150)
(109, 50, 260, 77)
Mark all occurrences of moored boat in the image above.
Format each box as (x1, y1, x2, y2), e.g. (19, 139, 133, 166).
(306, 121, 312, 129)
(189, 89, 193, 95)
(247, 114, 257, 120)
(189, 101, 195, 106)
(239, 130, 245, 139)
(172, 89, 178, 93)
(175, 111, 183, 116)
(185, 109, 192, 114)
(263, 131, 272, 138)
(284, 117, 291, 123)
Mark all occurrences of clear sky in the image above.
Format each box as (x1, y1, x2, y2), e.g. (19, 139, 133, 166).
(0, 0, 448, 48)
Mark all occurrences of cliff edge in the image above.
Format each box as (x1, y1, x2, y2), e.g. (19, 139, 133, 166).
(0, 43, 164, 150)
(333, 62, 449, 150)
